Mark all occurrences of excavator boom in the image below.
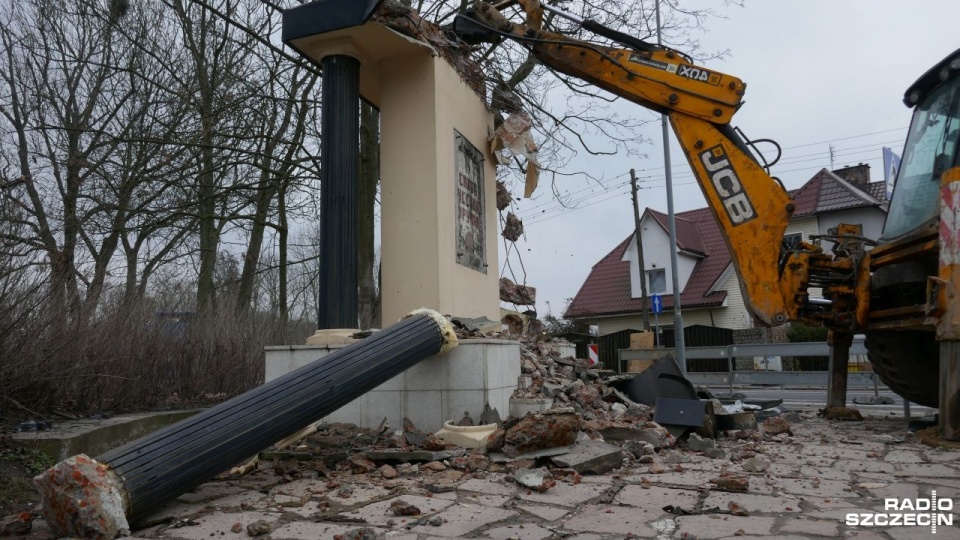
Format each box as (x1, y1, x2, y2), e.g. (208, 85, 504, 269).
(458, 1, 799, 326)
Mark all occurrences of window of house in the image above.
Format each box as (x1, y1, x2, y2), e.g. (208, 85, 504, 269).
(783, 233, 802, 250)
(647, 269, 666, 294)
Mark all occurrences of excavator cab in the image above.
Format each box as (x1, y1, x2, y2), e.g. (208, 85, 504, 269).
(864, 49, 960, 410)
(883, 50, 960, 240)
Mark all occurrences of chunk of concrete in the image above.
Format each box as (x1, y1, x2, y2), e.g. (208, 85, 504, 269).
(502, 409, 580, 457)
(33, 454, 129, 540)
(550, 440, 623, 475)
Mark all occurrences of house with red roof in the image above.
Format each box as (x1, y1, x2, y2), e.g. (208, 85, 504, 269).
(564, 164, 888, 335)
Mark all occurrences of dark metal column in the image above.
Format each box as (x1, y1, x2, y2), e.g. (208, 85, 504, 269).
(827, 330, 852, 408)
(34, 310, 456, 537)
(318, 54, 360, 329)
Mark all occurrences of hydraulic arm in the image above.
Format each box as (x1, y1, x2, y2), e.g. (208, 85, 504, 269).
(455, 1, 857, 328)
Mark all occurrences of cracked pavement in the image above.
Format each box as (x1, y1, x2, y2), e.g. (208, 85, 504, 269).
(19, 411, 960, 539)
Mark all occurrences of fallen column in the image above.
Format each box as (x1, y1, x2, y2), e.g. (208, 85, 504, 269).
(34, 309, 457, 539)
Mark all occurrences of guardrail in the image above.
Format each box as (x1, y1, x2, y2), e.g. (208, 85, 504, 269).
(618, 338, 880, 394)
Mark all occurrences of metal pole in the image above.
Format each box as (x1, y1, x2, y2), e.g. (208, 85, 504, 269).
(940, 341, 959, 439)
(826, 330, 851, 408)
(35, 310, 457, 537)
(318, 55, 361, 329)
(655, 0, 685, 375)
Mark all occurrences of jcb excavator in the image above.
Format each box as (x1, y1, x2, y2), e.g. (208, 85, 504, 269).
(451, 0, 960, 439)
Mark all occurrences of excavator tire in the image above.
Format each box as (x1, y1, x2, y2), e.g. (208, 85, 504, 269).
(864, 330, 939, 408)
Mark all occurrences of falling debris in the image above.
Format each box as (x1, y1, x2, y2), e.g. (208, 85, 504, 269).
(496, 180, 512, 211)
(499, 277, 536, 305)
(502, 212, 524, 242)
(489, 112, 540, 197)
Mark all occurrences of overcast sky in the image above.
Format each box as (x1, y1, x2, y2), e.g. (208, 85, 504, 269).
(499, 0, 960, 320)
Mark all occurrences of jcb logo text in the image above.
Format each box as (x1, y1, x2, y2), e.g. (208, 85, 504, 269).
(699, 145, 756, 226)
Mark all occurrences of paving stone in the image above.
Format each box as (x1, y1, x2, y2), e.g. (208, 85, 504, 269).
(924, 450, 960, 463)
(410, 503, 516, 538)
(517, 480, 606, 508)
(800, 444, 873, 461)
(635, 470, 714, 488)
(798, 496, 859, 510)
(673, 515, 776, 538)
(269, 478, 326, 497)
(884, 449, 925, 463)
(268, 521, 386, 539)
(549, 439, 623, 474)
(765, 463, 800, 478)
(576, 474, 616, 485)
(159, 511, 280, 540)
(340, 495, 455, 527)
(779, 477, 853, 497)
(615, 485, 698, 515)
(799, 465, 850, 481)
(888, 524, 960, 540)
(717, 536, 819, 540)
(177, 482, 244, 504)
(457, 493, 511, 508)
(831, 459, 895, 474)
(326, 485, 393, 506)
(703, 491, 801, 514)
(206, 490, 270, 510)
(894, 463, 959, 477)
(778, 517, 841, 537)
(865, 482, 920, 501)
(844, 532, 896, 540)
(482, 524, 554, 540)
(458, 477, 516, 496)
(517, 504, 569, 522)
(562, 504, 657, 536)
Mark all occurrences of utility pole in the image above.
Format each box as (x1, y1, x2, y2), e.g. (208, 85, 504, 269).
(656, 0, 686, 374)
(630, 169, 650, 331)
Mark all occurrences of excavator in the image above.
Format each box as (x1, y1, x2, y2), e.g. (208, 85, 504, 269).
(450, 0, 960, 440)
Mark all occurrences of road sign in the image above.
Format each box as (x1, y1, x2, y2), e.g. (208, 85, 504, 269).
(651, 294, 663, 314)
(587, 344, 599, 367)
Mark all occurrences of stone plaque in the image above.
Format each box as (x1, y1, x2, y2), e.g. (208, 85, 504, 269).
(455, 131, 486, 272)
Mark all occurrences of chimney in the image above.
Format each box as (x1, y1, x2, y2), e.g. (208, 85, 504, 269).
(833, 163, 871, 186)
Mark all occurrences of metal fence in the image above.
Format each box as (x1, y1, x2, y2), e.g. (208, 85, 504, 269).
(618, 338, 882, 393)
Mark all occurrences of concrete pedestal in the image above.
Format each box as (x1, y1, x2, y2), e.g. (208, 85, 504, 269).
(265, 339, 520, 431)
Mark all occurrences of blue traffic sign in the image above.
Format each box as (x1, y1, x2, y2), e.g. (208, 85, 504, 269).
(651, 294, 663, 314)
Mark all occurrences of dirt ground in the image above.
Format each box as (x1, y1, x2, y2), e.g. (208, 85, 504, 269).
(0, 437, 46, 517)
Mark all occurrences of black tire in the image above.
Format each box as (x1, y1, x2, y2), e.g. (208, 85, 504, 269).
(864, 330, 939, 408)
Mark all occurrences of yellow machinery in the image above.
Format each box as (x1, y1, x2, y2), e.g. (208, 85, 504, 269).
(452, 0, 960, 439)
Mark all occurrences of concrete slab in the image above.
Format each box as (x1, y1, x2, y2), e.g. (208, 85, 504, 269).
(339, 495, 455, 527)
(516, 480, 607, 508)
(12, 410, 201, 461)
(457, 493, 511, 508)
(269, 521, 387, 539)
(894, 463, 959, 477)
(458, 477, 517, 496)
(482, 524, 554, 540)
(703, 491, 801, 514)
(615, 485, 699, 515)
(672, 515, 776, 538)
(888, 525, 960, 540)
(562, 504, 658, 536)
(156, 511, 280, 540)
(799, 465, 851, 481)
(516, 504, 570, 522)
(777, 517, 841, 537)
(832, 459, 895, 474)
(779, 477, 853, 498)
(410, 503, 516, 537)
(883, 449, 925, 463)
